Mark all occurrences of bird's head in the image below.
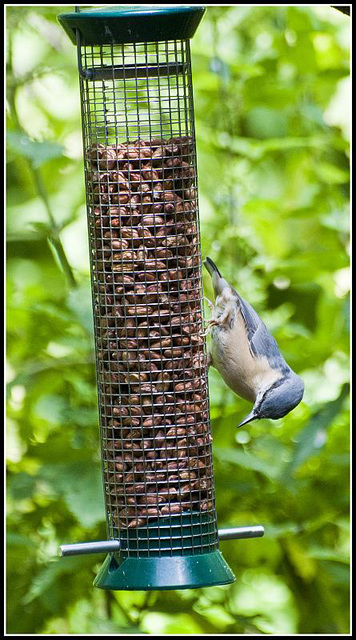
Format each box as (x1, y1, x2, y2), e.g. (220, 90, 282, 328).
(237, 372, 304, 427)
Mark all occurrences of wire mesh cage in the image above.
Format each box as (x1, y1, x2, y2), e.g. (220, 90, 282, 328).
(58, 5, 237, 590)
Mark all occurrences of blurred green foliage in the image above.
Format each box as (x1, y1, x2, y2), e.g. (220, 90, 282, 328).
(6, 5, 350, 635)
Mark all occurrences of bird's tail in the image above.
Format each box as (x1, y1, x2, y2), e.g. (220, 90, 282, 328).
(204, 256, 230, 296)
(204, 256, 222, 278)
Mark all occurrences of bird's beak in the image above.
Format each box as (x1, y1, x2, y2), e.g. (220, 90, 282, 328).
(237, 409, 258, 428)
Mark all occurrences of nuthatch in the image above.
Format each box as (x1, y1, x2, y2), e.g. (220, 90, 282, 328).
(204, 257, 304, 427)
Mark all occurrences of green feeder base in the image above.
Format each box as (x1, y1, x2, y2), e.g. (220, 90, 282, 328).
(94, 514, 235, 590)
(94, 550, 235, 591)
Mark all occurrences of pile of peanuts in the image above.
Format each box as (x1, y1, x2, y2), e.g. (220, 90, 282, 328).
(87, 135, 215, 530)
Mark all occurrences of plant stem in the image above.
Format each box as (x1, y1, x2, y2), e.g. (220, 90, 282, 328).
(6, 25, 77, 289)
(31, 167, 78, 288)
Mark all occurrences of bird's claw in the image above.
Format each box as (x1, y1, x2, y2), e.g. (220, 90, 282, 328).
(202, 318, 220, 337)
(202, 297, 217, 337)
(207, 318, 220, 328)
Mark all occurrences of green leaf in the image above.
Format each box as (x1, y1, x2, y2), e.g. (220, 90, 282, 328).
(67, 283, 94, 334)
(214, 446, 280, 480)
(23, 556, 93, 604)
(30, 221, 53, 237)
(39, 461, 105, 527)
(283, 384, 349, 478)
(7, 533, 37, 549)
(7, 130, 64, 168)
(315, 161, 349, 184)
(307, 545, 349, 563)
(8, 472, 37, 500)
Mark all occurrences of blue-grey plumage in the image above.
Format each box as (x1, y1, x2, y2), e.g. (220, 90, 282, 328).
(203, 257, 304, 427)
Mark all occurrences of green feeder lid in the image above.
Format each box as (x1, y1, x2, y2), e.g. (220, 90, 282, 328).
(58, 5, 206, 46)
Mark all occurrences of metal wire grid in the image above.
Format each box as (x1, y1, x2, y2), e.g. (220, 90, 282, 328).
(81, 41, 192, 142)
(78, 39, 218, 556)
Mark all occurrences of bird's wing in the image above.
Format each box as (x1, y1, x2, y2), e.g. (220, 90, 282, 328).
(233, 289, 288, 370)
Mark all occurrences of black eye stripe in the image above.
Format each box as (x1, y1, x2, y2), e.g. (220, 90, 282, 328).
(258, 377, 284, 408)
(269, 377, 285, 391)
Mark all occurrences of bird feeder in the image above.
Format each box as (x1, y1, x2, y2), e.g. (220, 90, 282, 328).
(58, 5, 264, 591)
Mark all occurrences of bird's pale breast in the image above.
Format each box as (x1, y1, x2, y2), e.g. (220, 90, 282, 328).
(210, 301, 282, 402)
